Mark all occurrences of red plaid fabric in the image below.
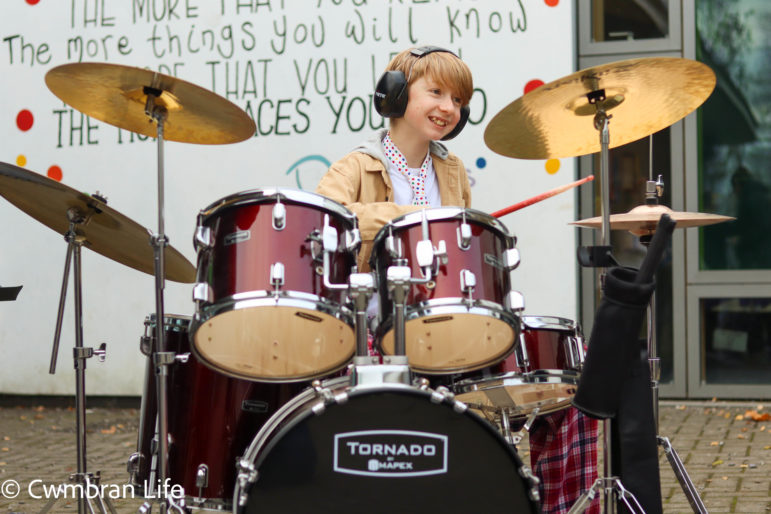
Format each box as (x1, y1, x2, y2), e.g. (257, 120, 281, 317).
(529, 407, 600, 514)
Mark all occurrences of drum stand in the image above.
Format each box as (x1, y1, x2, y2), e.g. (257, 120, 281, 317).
(639, 180, 708, 514)
(45, 210, 117, 514)
(571, 103, 645, 514)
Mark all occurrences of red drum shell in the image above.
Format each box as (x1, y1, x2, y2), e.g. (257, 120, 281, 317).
(129, 315, 305, 509)
(191, 189, 357, 382)
(370, 208, 520, 374)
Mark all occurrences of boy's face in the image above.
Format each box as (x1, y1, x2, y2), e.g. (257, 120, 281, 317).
(401, 76, 462, 142)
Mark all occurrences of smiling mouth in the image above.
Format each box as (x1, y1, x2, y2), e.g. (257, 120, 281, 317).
(430, 116, 447, 127)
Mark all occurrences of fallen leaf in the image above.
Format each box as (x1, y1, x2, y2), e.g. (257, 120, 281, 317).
(764, 445, 771, 450)
(757, 405, 765, 411)
(100, 425, 117, 435)
(677, 405, 686, 410)
(712, 459, 723, 467)
(737, 434, 746, 439)
(0, 461, 5, 466)
(735, 414, 744, 421)
(1, 448, 8, 452)
(722, 476, 728, 480)
(34, 406, 45, 412)
(34, 414, 44, 420)
(761, 426, 766, 432)
(710, 441, 721, 446)
(744, 410, 771, 422)
(2, 436, 9, 441)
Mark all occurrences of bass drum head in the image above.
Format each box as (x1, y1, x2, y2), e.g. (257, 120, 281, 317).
(237, 386, 538, 513)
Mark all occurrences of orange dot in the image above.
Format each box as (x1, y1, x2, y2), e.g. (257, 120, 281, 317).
(47, 165, 63, 182)
(16, 155, 27, 167)
(524, 79, 544, 95)
(545, 0, 559, 6)
(26, 0, 41, 5)
(545, 159, 561, 174)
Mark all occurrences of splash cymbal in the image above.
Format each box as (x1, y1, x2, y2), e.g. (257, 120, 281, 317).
(45, 62, 255, 144)
(571, 204, 734, 236)
(0, 162, 196, 283)
(484, 57, 716, 159)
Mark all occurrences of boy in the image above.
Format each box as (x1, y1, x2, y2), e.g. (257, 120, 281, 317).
(316, 45, 599, 513)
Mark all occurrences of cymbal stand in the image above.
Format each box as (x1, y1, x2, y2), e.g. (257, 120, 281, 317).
(572, 97, 644, 514)
(639, 175, 707, 514)
(46, 209, 116, 514)
(139, 83, 185, 514)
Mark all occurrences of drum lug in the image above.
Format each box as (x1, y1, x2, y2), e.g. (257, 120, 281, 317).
(345, 227, 362, 253)
(503, 247, 521, 270)
(192, 282, 213, 303)
(193, 225, 212, 250)
(505, 290, 525, 311)
(195, 463, 209, 489)
(385, 228, 403, 259)
(270, 262, 285, 290)
(566, 333, 586, 370)
(272, 200, 286, 230)
(126, 452, 143, 479)
(460, 269, 476, 300)
(456, 221, 472, 250)
(433, 240, 449, 266)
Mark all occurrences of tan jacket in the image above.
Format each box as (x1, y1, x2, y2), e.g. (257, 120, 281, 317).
(316, 133, 471, 271)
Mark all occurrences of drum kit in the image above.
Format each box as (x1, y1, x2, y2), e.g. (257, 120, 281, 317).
(0, 54, 731, 514)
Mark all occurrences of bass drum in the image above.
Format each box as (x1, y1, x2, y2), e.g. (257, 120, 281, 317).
(233, 380, 540, 513)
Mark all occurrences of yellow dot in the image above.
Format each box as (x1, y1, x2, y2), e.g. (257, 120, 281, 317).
(545, 159, 560, 174)
(16, 154, 27, 167)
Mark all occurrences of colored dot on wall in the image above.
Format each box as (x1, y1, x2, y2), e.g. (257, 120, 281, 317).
(545, 0, 559, 6)
(476, 157, 487, 169)
(16, 155, 27, 167)
(16, 110, 34, 131)
(26, 0, 41, 5)
(47, 165, 63, 182)
(545, 159, 561, 175)
(524, 80, 545, 95)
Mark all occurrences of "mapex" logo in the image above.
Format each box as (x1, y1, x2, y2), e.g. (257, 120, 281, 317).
(333, 430, 448, 477)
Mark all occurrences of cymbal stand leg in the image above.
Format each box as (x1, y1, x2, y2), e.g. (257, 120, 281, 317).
(44, 215, 116, 514)
(146, 86, 173, 514)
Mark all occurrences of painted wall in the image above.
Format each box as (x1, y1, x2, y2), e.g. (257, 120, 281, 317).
(0, 0, 577, 395)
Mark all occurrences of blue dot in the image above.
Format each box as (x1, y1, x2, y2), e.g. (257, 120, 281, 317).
(476, 157, 487, 169)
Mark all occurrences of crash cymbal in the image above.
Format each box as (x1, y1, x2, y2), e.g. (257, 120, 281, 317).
(0, 162, 196, 283)
(45, 62, 255, 144)
(571, 204, 734, 236)
(485, 57, 716, 159)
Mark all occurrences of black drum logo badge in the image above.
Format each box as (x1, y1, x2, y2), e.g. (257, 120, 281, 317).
(333, 430, 448, 477)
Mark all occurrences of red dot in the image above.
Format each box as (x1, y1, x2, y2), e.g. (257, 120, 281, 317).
(545, 0, 559, 6)
(524, 80, 545, 94)
(16, 110, 34, 131)
(26, 0, 40, 5)
(47, 165, 63, 182)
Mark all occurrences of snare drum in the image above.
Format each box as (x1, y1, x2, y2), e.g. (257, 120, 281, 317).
(190, 188, 358, 382)
(451, 315, 585, 422)
(127, 314, 304, 510)
(369, 207, 523, 374)
(232, 379, 540, 513)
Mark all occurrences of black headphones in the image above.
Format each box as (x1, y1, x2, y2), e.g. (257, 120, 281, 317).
(373, 46, 470, 141)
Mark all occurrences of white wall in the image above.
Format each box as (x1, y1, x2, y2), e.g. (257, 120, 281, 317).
(0, 0, 577, 395)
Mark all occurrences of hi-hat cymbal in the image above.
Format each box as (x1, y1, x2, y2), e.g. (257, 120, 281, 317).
(0, 162, 196, 283)
(485, 57, 716, 159)
(572, 204, 734, 236)
(45, 62, 255, 144)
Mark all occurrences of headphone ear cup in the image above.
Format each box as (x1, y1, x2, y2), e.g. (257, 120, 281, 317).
(441, 104, 470, 141)
(374, 70, 408, 118)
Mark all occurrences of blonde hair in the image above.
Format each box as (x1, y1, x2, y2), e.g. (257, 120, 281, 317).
(385, 47, 473, 106)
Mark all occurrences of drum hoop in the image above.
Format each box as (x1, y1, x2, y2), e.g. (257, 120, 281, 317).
(371, 207, 515, 252)
(453, 370, 581, 393)
(522, 315, 577, 332)
(193, 291, 356, 327)
(199, 187, 357, 225)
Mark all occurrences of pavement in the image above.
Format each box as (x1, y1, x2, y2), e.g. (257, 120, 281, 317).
(0, 397, 769, 513)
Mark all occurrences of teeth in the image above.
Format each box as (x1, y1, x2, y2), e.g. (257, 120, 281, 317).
(430, 117, 447, 127)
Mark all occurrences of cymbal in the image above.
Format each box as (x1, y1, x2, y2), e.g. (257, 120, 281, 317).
(0, 162, 196, 283)
(484, 57, 716, 159)
(571, 204, 734, 236)
(45, 62, 255, 144)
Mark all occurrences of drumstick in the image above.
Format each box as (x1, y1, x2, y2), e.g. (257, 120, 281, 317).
(491, 175, 595, 218)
